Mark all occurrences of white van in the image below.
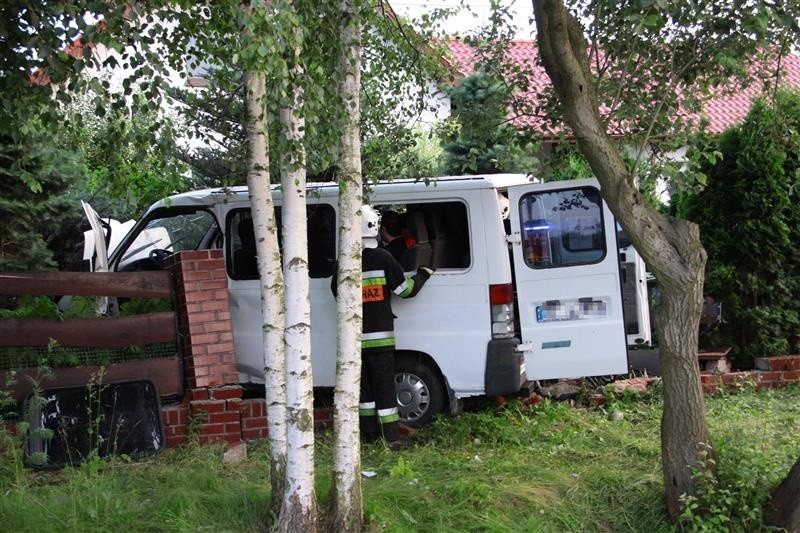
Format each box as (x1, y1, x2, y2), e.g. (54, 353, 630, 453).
(87, 174, 651, 425)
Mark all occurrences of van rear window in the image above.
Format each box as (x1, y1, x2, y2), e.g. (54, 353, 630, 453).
(518, 187, 606, 269)
(227, 204, 336, 280)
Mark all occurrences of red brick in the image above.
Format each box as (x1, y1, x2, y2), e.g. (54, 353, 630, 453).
(189, 388, 210, 401)
(206, 342, 236, 355)
(721, 372, 752, 384)
(208, 411, 241, 424)
(191, 366, 212, 377)
(213, 289, 230, 300)
(185, 291, 214, 304)
(187, 322, 207, 336)
(204, 320, 232, 334)
(243, 428, 269, 440)
(191, 399, 227, 414)
(210, 386, 243, 400)
(199, 423, 226, 436)
(188, 312, 218, 324)
(702, 384, 720, 394)
(193, 333, 221, 345)
(201, 300, 229, 312)
(217, 331, 234, 343)
(222, 372, 240, 384)
(166, 435, 189, 448)
(184, 250, 214, 261)
(242, 399, 266, 417)
(193, 355, 223, 367)
(243, 417, 268, 430)
(209, 249, 224, 259)
(194, 376, 216, 388)
(198, 259, 224, 270)
(211, 268, 229, 280)
(182, 270, 212, 282)
(162, 406, 189, 426)
(768, 356, 800, 371)
(224, 423, 242, 434)
(215, 311, 232, 322)
(197, 279, 228, 291)
(781, 370, 800, 382)
(186, 302, 205, 314)
(164, 425, 188, 437)
(759, 371, 783, 383)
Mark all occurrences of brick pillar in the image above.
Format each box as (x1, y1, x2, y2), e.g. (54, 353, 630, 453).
(166, 250, 239, 389)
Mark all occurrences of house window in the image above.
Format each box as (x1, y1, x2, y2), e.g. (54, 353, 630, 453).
(518, 187, 606, 269)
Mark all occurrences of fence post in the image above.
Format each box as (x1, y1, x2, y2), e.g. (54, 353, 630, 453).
(165, 250, 239, 390)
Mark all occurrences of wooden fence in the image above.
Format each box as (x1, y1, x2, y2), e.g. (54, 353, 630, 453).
(0, 271, 182, 403)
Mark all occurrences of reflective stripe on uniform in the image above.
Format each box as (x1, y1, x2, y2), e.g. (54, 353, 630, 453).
(362, 330, 395, 349)
(378, 407, 400, 424)
(394, 277, 415, 297)
(359, 401, 376, 417)
(362, 270, 386, 282)
(363, 337, 395, 349)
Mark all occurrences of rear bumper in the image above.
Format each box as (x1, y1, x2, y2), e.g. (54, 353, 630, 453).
(485, 337, 527, 396)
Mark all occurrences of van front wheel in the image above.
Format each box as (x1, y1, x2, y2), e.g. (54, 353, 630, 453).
(394, 357, 445, 427)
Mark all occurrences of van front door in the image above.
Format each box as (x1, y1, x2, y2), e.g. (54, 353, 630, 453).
(507, 179, 628, 380)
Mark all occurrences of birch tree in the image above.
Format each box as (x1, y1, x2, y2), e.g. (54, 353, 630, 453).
(329, 0, 366, 529)
(275, 0, 317, 530)
(239, 4, 288, 516)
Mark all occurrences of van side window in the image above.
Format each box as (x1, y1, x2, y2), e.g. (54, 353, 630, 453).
(518, 187, 606, 269)
(376, 201, 470, 270)
(227, 204, 337, 280)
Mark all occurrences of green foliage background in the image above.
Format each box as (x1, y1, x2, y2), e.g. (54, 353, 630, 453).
(680, 89, 800, 361)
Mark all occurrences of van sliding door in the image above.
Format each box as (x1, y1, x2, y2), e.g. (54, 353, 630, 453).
(507, 179, 628, 380)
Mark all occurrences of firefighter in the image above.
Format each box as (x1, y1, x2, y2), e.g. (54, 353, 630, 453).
(334, 205, 433, 448)
(360, 204, 434, 447)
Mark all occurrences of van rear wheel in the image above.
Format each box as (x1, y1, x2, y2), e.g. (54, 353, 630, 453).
(394, 356, 445, 428)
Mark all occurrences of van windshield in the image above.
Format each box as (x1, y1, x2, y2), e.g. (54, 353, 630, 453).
(116, 209, 219, 270)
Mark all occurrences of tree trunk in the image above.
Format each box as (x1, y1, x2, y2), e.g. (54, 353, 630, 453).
(329, 0, 365, 531)
(277, 5, 317, 531)
(533, 0, 713, 521)
(243, 69, 287, 515)
(765, 455, 800, 530)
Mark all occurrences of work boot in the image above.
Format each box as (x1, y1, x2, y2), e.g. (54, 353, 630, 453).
(385, 436, 412, 451)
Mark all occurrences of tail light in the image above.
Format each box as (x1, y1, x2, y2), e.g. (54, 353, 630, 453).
(489, 283, 515, 339)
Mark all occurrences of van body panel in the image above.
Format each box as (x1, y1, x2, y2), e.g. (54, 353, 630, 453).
(508, 178, 629, 379)
(97, 174, 645, 418)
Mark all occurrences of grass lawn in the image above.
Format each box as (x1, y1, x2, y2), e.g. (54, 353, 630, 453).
(1, 383, 798, 532)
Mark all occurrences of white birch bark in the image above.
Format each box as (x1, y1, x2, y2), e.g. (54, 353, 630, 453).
(330, 0, 365, 530)
(276, 3, 317, 530)
(243, 69, 287, 513)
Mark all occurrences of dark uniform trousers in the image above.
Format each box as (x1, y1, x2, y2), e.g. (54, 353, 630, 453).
(359, 348, 400, 442)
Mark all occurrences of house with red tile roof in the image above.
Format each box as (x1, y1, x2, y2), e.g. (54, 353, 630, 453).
(441, 39, 800, 137)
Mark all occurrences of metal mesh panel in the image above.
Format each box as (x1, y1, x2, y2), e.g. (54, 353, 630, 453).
(0, 343, 178, 372)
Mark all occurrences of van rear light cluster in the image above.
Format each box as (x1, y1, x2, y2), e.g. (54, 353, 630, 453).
(489, 283, 515, 339)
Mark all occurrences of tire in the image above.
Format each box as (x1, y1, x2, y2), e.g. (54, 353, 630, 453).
(394, 355, 446, 427)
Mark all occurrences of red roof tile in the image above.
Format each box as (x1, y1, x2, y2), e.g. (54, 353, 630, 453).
(445, 39, 800, 135)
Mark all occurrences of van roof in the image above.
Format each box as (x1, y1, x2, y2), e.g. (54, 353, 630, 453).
(150, 173, 536, 210)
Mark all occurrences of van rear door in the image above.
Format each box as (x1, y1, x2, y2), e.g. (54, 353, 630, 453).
(507, 179, 628, 379)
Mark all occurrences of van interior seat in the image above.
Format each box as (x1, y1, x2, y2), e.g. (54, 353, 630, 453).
(399, 211, 432, 272)
(427, 210, 448, 269)
(234, 218, 258, 278)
